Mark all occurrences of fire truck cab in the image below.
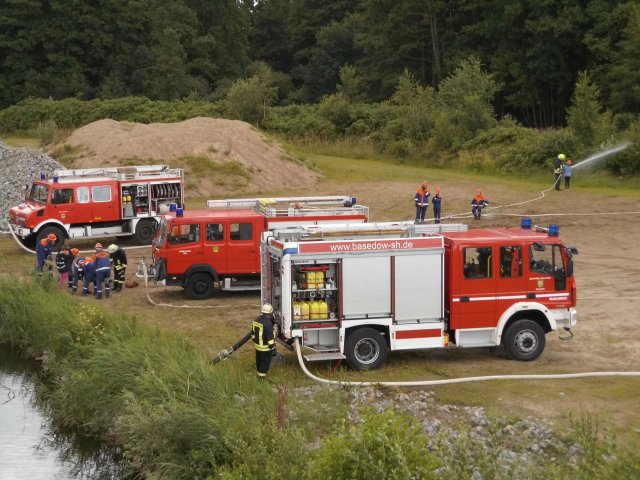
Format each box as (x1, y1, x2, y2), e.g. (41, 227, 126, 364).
(8, 165, 184, 249)
(152, 196, 369, 299)
(261, 220, 578, 370)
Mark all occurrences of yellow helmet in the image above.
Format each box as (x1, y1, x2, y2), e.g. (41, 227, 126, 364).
(261, 303, 274, 314)
(558, 153, 566, 160)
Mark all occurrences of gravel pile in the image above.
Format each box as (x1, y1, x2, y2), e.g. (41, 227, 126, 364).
(0, 141, 64, 227)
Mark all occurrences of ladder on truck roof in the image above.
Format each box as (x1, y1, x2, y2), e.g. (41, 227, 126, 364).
(206, 195, 369, 219)
(53, 165, 183, 181)
(271, 221, 468, 241)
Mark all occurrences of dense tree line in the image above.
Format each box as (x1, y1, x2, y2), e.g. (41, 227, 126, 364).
(1, 0, 639, 127)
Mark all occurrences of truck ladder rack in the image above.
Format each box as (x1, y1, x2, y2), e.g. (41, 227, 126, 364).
(207, 195, 368, 219)
(54, 165, 184, 181)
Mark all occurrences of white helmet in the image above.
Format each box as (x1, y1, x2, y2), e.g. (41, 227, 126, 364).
(261, 303, 274, 314)
(107, 244, 118, 254)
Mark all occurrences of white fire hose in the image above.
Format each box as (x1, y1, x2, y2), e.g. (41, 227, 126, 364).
(293, 339, 640, 386)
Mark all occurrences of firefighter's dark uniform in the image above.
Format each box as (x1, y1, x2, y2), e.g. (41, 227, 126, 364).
(252, 313, 276, 377)
(110, 246, 127, 292)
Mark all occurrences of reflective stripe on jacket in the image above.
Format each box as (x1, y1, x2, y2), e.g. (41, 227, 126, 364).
(415, 188, 431, 206)
(252, 314, 275, 352)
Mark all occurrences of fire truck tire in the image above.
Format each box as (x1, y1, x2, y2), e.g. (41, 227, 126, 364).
(36, 226, 65, 251)
(134, 219, 157, 244)
(503, 319, 546, 361)
(344, 327, 388, 370)
(185, 273, 215, 300)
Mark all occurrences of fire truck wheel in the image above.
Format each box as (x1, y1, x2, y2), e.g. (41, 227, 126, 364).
(345, 327, 388, 370)
(134, 219, 158, 244)
(503, 319, 546, 361)
(185, 273, 215, 300)
(36, 226, 65, 251)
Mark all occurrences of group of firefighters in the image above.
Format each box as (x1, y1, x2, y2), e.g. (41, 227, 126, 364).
(35, 234, 127, 300)
(414, 181, 490, 224)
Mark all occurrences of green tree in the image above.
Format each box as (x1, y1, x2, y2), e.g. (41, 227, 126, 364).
(225, 70, 278, 125)
(566, 71, 612, 147)
(336, 64, 366, 102)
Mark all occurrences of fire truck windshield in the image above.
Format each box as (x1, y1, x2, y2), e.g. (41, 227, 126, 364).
(29, 184, 49, 204)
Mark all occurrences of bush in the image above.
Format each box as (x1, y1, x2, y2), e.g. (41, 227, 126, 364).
(307, 409, 440, 480)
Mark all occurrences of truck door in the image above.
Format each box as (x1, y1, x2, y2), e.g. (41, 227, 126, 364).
(90, 184, 119, 222)
(225, 220, 261, 274)
(526, 243, 571, 306)
(166, 222, 203, 274)
(202, 222, 227, 274)
(495, 245, 526, 315)
(50, 186, 79, 224)
(450, 245, 497, 329)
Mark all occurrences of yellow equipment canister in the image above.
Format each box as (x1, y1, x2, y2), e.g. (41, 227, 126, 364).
(293, 301, 301, 321)
(300, 301, 310, 320)
(318, 299, 328, 318)
(310, 300, 320, 319)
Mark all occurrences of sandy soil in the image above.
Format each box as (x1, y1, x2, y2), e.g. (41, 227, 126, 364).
(48, 118, 320, 196)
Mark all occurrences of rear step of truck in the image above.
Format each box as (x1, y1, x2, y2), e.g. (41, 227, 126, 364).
(303, 352, 346, 362)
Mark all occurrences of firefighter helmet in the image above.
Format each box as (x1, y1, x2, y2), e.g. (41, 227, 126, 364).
(71, 248, 79, 256)
(558, 153, 566, 160)
(107, 244, 118, 254)
(261, 303, 274, 314)
(47, 233, 57, 241)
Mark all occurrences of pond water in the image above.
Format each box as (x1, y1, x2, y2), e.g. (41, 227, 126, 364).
(0, 346, 127, 480)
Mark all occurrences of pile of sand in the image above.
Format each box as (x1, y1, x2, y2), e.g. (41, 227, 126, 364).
(48, 117, 320, 197)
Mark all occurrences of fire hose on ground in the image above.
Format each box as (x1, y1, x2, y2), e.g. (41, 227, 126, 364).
(212, 333, 640, 387)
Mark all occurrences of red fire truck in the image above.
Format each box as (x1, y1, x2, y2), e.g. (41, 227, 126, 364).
(151, 196, 369, 299)
(261, 220, 578, 369)
(8, 165, 184, 249)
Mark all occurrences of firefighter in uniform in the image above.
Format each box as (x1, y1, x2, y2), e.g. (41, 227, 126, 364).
(93, 243, 111, 299)
(81, 258, 97, 296)
(471, 189, 489, 220)
(414, 181, 431, 224)
(252, 303, 277, 378)
(68, 248, 80, 289)
(36, 233, 57, 274)
(107, 244, 127, 292)
(55, 245, 73, 288)
(554, 154, 565, 191)
(432, 187, 442, 224)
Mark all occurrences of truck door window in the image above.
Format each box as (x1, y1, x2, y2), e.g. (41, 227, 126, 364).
(500, 246, 522, 278)
(206, 223, 224, 241)
(463, 247, 492, 279)
(77, 187, 90, 203)
(529, 244, 559, 275)
(92, 185, 112, 202)
(230, 223, 252, 241)
(169, 224, 200, 245)
(51, 188, 74, 205)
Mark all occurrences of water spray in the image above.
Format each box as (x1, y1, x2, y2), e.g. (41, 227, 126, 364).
(571, 142, 630, 171)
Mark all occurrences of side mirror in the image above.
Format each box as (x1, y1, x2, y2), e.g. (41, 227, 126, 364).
(532, 242, 546, 252)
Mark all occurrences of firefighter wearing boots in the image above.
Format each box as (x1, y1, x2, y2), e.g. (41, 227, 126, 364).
(471, 189, 489, 220)
(36, 233, 56, 274)
(68, 248, 80, 289)
(107, 244, 127, 292)
(55, 245, 73, 288)
(71, 255, 85, 295)
(554, 154, 565, 191)
(252, 303, 277, 378)
(81, 258, 96, 296)
(93, 243, 111, 299)
(414, 180, 430, 224)
(432, 187, 442, 224)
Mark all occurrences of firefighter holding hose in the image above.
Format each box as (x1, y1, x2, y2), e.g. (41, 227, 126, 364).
(107, 244, 127, 292)
(253, 303, 277, 379)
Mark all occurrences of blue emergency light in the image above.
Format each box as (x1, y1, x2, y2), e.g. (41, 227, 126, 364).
(40, 172, 46, 180)
(176, 208, 184, 217)
(169, 203, 177, 212)
(53, 175, 59, 183)
(521, 217, 532, 229)
(548, 224, 559, 236)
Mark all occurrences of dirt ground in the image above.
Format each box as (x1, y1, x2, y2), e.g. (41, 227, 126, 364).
(2, 138, 639, 441)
